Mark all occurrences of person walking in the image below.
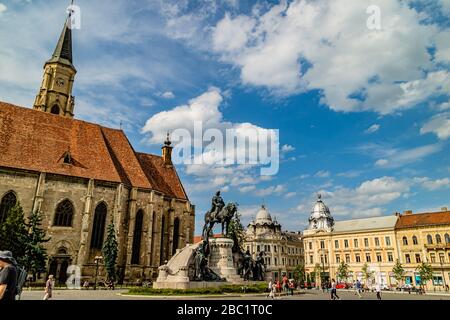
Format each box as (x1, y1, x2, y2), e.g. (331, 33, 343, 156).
(267, 279, 273, 298)
(268, 282, 275, 299)
(375, 283, 382, 300)
(0, 251, 18, 301)
(43, 275, 54, 300)
(276, 280, 281, 298)
(330, 279, 340, 300)
(354, 279, 362, 298)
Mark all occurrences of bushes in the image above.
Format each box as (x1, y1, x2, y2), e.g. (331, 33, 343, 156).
(128, 283, 267, 296)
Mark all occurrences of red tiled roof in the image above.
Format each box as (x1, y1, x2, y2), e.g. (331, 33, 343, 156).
(193, 234, 223, 243)
(0, 101, 188, 200)
(395, 210, 450, 229)
(136, 153, 188, 200)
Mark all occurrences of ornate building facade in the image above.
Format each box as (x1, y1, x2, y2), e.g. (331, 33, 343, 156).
(0, 14, 194, 284)
(303, 195, 450, 291)
(244, 205, 303, 280)
(395, 209, 450, 290)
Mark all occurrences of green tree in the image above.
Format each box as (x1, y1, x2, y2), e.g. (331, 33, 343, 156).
(337, 261, 350, 282)
(392, 259, 405, 286)
(293, 264, 306, 284)
(102, 219, 119, 282)
(21, 210, 51, 280)
(227, 211, 245, 253)
(361, 263, 374, 287)
(0, 203, 27, 260)
(416, 262, 433, 293)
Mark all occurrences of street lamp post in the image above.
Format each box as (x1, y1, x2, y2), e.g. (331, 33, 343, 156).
(94, 256, 103, 291)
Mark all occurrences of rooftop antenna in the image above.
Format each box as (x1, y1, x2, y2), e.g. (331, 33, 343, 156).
(119, 120, 123, 130)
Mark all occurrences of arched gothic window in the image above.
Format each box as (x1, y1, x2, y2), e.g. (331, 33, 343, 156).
(53, 199, 74, 227)
(51, 105, 60, 115)
(445, 234, 450, 244)
(90, 202, 107, 249)
(436, 234, 442, 244)
(0, 191, 17, 224)
(412, 236, 418, 245)
(172, 217, 181, 255)
(427, 234, 433, 245)
(131, 210, 144, 264)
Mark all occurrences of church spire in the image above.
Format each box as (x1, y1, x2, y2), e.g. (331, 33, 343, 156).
(33, 4, 77, 118)
(48, 16, 73, 66)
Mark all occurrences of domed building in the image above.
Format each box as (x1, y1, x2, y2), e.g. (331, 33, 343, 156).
(244, 205, 303, 280)
(306, 194, 335, 232)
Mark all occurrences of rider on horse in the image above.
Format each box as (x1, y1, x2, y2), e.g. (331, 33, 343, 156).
(210, 190, 225, 223)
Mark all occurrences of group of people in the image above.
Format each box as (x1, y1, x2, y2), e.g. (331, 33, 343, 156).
(267, 275, 296, 299)
(0, 250, 55, 301)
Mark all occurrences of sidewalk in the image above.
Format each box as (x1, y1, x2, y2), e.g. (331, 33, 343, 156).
(336, 288, 450, 296)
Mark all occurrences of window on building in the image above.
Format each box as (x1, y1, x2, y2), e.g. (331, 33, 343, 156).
(405, 254, 411, 263)
(131, 210, 144, 264)
(415, 254, 421, 263)
(268, 257, 271, 265)
(282, 246, 284, 253)
(445, 234, 450, 244)
(436, 234, 442, 244)
(310, 255, 313, 264)
(375, 238, 380, 246)
(320, 240, 325, 249)
(336, 255, 340, 263)
(257, 245, 260, 252)
(344, 240, 349, 248)
(53, 199, 74, 227)
(366, 253, 371, 262)
(427, 234, 433, 245)
(90, 202, 107, 249)
(172, 217, 180, 255)
(376, 253, 382, 262)
(354, 239, 358, 248)
(385, 236, 391, 246)
(412, 236, 418, 245)
(274, 245, 277, 252)
(335, 240, 339, 249)
(309, 242, 312, 250)
(388, 252, 393, 262)
(50, 105, 60, 115)
(320, 255, 324, 264)
(355, 254, 361, 263)
(246, 246, 250, 252)
(0, 191, 17, 224)
(268, 245, 271, 252)
(324, 255, 328, 264)
(364, 238, 369, 247)
(439, 253, 445, 263)
(430, 253, 436, 263)
(402, 236, 408, 246)
(274, 257, 277, 266)
(345, 254, 350, 263)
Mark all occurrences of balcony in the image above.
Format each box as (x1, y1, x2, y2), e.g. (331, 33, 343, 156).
(425, 243, 450, 250)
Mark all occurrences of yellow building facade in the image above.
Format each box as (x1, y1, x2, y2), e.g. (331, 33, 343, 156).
(303, 195, 450, 291)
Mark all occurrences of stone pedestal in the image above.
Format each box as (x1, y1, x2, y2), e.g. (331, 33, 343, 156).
(208, 237, 242, 283)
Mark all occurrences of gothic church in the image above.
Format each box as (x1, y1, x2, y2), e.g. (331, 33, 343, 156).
(0, 13, 195, 284)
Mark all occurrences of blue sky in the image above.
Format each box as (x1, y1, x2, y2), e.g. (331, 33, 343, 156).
(0, 0, 449, 235)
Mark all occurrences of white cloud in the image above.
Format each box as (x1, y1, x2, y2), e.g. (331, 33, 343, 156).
(0, 3, 6, 14)
(420, 112, 450, 140)
(317, 176, 409, 217)
(314, 170, 330, 178)
(239, 185, 256, 193)
(212, 0, 448, 113)
(254, 184, 286, 197)
(365, 124, 380, 134)
(284, 192, 297, 199)
(368, 143, 442, 168)
(142, 88, 279, 194)
(281, 144, 295, 153)
(161, 91, 175, 99)
(419, 177, 450, 191)
(438, 102, 450, 111)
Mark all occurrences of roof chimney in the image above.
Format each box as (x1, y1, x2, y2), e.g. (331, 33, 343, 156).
(403, 210, 413, 215)
(162, 132, 173, 167)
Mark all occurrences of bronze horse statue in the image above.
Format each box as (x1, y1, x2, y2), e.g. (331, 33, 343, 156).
(202, 202, 238, 239)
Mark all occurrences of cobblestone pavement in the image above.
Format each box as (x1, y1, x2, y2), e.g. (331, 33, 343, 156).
(19, 289, 450, 300)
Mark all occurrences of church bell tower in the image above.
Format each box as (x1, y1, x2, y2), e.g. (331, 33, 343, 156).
(33, 10, 76, 118)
